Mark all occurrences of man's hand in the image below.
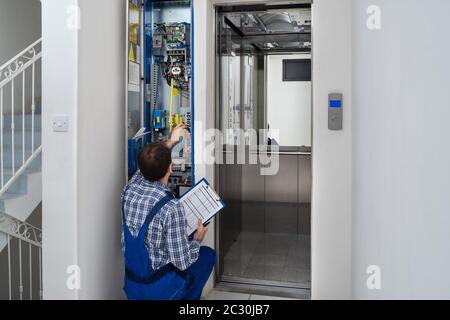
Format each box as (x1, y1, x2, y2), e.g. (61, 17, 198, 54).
(166, 124, 189, 149)
(194, 219, 208, 242)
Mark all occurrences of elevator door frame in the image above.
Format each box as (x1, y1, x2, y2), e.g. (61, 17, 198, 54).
(213, 1, 313, 299)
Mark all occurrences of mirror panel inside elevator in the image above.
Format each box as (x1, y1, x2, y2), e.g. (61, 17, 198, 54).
(215, 2, 312, 297)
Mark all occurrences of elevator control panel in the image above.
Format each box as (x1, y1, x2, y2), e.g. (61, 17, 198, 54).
(126, 0, 194, 198)
(148, 2, 193, 197)
(328, 93, 343, 131)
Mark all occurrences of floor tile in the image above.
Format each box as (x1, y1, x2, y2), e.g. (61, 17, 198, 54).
(223, 259, 249, 277)
(225, 245, 255, 261)
(285, 255, 308, 269)
(264, 233, 298, 246)
(243, 263, 266, 280)
(254, 242, 290, 256)
(249, 254, 286, 268)
(222, 232, 311, 284)
(263, 265, 285, 282)
(281, 267, 311, 284)
(288, 236, 311, 257)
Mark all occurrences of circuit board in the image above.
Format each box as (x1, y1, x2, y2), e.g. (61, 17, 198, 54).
(150, 21, 193, 197)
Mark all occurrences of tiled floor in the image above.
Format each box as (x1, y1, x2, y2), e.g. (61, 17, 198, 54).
(205, 289, 298, 301)
(222, 232, 311, 285)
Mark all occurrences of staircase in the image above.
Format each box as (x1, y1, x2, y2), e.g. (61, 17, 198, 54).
(0, 114, 42, 250)
(0, 114, 42, 220)
(0, 39, 42, 300)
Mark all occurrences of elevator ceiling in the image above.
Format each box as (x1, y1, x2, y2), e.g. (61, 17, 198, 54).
(218, 5, 312, 55)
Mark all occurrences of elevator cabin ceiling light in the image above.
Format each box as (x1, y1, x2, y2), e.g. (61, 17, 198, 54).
(258, 12, 294, 33)
(236, 10, 311, 34)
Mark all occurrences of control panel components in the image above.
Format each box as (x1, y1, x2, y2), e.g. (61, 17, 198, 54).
(328, 93, 343, 131)
(154, 22, 191, 91)
(152, 33, 163, 49)
(171, 114, 184, 128)
(150, 21, 192, 137)
(153, 109, 167, 130)
(148, 17, 193, 197)
(169, 129, 193, 196)
(165, 23, 190, 49)
(173, 158, 188, 173)
(180, 107, 192, 127)
(182, 130, 192, 156)
(127, 1, 194, 189)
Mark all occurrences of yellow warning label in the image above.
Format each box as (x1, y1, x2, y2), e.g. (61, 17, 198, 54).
(129, 45, 135, 62)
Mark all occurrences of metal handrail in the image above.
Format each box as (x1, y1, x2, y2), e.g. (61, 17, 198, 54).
(0, 146, 42, 198)
(0, 38, 42, 300)
(0, 211, 42, 247)
(0, 52, 42, 88)
(0, 38, 42, 197)
(0, 210, 42, 300)
(0, 38, 42, 72)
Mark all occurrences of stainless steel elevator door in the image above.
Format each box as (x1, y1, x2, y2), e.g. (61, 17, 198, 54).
(215, 4, 312, 293)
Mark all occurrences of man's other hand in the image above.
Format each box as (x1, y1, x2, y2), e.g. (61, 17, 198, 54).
(194, 219, 208, 242)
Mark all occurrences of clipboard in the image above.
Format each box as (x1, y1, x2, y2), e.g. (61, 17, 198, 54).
(179, 179, 226, 236)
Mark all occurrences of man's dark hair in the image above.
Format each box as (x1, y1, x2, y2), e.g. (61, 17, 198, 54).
(138, 142, 172, 182)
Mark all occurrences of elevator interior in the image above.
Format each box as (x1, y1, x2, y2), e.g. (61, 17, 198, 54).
(215, 2, 312, 298)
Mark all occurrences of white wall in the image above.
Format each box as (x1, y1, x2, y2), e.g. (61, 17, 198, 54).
(311, 0, 353, 299)
(0, 0, 41, 65)
(267, 54, 312, 147)
(352, 0, 450, 299)
(43, 0, 125, 299)
(42, 0, 79, 300)
(193, 0, 218, 296)
(77, 0, 125, 300)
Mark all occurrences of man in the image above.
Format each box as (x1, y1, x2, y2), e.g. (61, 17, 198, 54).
(121, 124, 216, 300)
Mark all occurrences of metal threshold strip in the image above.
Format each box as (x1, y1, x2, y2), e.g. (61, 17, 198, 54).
(217, 276, 311, 300)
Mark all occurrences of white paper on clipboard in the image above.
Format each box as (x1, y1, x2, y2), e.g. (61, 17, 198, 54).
(179, 179, 225, 236)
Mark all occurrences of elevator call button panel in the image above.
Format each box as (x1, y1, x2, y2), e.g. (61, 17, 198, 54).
(328, 93, 343, 131)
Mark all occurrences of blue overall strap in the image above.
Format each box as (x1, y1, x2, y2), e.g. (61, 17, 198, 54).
(123, 191, 175, 284)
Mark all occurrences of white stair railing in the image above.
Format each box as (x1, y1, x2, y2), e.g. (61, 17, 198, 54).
(0, 38, 42, 198)
(0, 211, 42, 300)
(0, 39, 42, 300)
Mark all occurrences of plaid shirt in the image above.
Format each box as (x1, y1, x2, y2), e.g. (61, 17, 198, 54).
(121, 171, 201, 271)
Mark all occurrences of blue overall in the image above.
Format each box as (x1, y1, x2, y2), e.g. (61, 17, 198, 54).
(122, 191, 216, 300)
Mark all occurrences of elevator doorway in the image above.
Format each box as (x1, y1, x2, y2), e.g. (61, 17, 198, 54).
(215, 2, 312, 299)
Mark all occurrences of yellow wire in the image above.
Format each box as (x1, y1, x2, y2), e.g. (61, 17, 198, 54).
(169, 78, 174, 131)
